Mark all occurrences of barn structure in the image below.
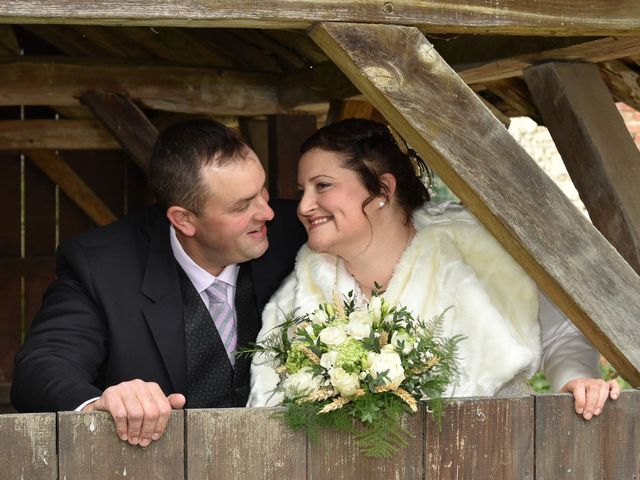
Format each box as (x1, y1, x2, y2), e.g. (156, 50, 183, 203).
(0, 1, 639, 478)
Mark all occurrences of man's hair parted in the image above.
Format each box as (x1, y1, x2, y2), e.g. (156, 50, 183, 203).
(149, 119, 249, 214)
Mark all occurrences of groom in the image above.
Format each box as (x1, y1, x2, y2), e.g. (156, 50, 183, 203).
(11, 119, 306, 447)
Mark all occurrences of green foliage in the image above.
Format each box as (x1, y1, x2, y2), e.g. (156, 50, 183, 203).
(281, 393, 413, 458)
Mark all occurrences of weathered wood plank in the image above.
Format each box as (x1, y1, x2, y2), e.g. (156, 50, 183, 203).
(81, 90, 158, 171)
(524, 62, 640, 273)
(0, 58, 280, 116)
(0, 413, 56, 479)
(484, 77, 541, 124)
(535, 392, 640, 479)
(600, 60, 640, 112)
(0, 1, 639, 35)
(307, 409, 424, 479)
(426, 397, 534, 479)
(309, 22, 640, 386)
(325, 99, 385, 125)
(0, 153, 21, 383)
(0, 24, 19, 54)
(460, 36, 640, 86)
(187, 408, 306, 479)
(58, 410, 184, 479)
(279, 61, 358, 110)
(26, 150, 117, 226)
(24, 157, 56, 334)
(267, 114, 317, 199)
(0, 119, 120, 150)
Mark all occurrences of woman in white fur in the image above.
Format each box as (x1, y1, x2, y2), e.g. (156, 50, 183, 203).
(248, 119, 620, 419)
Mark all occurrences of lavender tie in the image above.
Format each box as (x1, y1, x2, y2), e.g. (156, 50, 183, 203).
(205, 281, 237, 365)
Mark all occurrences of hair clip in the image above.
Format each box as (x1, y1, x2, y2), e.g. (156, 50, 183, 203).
(387, 125, 409, 156)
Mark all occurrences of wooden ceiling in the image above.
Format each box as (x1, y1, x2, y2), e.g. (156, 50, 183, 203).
(1, 22, 639, 138)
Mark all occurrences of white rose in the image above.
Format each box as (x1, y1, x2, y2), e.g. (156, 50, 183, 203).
(391, 331, 415, 354)
(348, 308, 373, 325)
(368, 296, 382, 322)
(346, 317, 371, 340)
(282, 367, 322, 398)
(320, 351, 338, 370)
(368, 351, 405, 388)
(309, 309, 329, 324)
(329, 367, 360, 397)
(319, 325, 348, 347)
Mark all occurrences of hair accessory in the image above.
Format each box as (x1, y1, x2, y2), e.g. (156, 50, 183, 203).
(379, 200, 386, 208)
(387, 124, 423, 178)
(387, 124, 409, 156)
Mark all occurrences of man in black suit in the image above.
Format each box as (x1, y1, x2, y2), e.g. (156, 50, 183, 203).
(11, 119, 306, 447)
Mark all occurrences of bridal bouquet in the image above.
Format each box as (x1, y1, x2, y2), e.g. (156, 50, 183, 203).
(250, 292, 463, 457)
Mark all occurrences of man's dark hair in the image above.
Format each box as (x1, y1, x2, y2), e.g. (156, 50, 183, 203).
(149, 119, 249, 214)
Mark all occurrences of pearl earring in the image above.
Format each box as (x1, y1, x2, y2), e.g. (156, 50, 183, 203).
(379, 200, 385, 208)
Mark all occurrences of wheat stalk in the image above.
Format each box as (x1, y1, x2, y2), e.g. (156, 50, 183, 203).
(318, 396, 351, 414)
(392, 388, 418, 412)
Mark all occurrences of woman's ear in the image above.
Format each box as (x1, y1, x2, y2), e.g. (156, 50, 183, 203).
(379, 173, 397, 203)
(167, 206, 197, 237)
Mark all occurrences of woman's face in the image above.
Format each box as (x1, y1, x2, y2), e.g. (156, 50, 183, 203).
(297, 148, 378, 259)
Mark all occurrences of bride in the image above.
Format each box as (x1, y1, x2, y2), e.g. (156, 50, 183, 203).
(248, 118, 619, 419)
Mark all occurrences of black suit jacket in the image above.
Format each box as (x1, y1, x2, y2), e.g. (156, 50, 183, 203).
(11, 201, 306, 412)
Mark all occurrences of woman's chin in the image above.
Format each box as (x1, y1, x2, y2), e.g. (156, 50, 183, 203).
(307, 239, 332, 254)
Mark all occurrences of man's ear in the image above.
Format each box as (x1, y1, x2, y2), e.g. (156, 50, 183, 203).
(167, 206, 196, 237)
(379, 173, 397, 202)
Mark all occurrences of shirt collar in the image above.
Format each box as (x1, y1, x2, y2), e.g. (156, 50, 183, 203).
(169, 226, 239, 293)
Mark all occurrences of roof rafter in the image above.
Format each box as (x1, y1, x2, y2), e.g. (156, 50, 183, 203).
(0, 1, 639, 35)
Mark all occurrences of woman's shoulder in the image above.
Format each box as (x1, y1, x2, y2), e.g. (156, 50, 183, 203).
(412, 201, 478, 229)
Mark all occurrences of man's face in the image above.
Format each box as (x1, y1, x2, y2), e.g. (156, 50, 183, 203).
(188, 150, 274, 274)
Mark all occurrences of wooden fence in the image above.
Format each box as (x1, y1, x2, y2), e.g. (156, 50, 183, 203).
(1, 391, 639, 479)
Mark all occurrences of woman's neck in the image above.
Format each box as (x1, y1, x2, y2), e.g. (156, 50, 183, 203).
(343, 218, 416, 297)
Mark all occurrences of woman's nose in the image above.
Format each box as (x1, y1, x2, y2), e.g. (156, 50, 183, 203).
(297, 190, 315, 216)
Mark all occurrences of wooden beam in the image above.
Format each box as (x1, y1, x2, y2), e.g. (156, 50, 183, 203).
(267, 114, 317, 199)
(279, 61, 359, 109)
(484, 78, 542, 124)
(600, 60, 640, 112)
(309, 22, 640, 386)
(325, 99, 385, 125)
(1, 1, 640, 35)
(0, 58, 280, 116)
(26, 150, 117, 226)
(0, 25, 19, 55)
(0, 119, 120, 150)
(524, 62, 640, 273)
(80, 91, 158, 172)
(459, 36, 640, 86)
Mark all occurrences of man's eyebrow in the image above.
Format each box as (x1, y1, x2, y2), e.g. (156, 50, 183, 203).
(229, 191, 259, 208)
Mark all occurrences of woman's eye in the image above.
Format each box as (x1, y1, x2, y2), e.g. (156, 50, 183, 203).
(316, 182, 331, 190)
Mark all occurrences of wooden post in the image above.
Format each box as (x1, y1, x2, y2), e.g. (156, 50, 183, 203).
(58, 411, 184, 479)
(309, 22, 640, 386)
(523, 61, 640, 273)
(81, 90, 158, 172)
(186, 408, 306, 479)
(0, 413, 56, 479)
(535, 392, 640, 478)
(267, 114, 317, 199)
(427, 397, 534, 478)
(26, 150, 117, 226)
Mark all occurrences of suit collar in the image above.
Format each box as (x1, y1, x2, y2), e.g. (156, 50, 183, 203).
(140, 209, 187, 394)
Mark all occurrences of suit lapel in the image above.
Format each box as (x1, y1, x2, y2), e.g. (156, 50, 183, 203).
(234, 264, 260, 372)
(140, 216, 187, 395)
